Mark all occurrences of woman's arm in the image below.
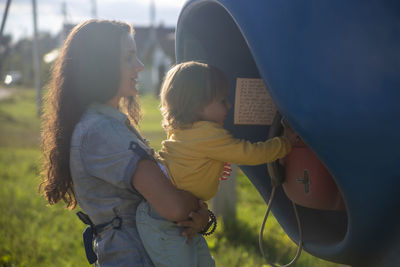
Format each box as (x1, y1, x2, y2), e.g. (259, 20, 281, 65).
(132, 159, 199, 222)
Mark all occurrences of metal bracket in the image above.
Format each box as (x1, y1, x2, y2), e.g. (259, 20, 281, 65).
(296, 169, 311, 194)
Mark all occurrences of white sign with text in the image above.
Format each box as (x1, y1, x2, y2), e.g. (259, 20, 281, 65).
(234, 78, 277, 125)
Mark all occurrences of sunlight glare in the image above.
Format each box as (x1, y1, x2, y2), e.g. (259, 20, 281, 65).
(4, 75, 13, 85)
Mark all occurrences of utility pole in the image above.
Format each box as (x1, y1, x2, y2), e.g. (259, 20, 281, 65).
(61, 1, 67, 23)
(32, 0, 41, 115)
(0, 0, 12, 40)
(0, 0, 12, 77)
(91, 0, 98, 18)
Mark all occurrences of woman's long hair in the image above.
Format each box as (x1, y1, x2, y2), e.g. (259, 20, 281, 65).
(39, 19, 141, 209)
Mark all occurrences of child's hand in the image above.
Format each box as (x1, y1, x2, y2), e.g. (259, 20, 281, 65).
(284, 127, 299, 146)
(177, 200, 209, 243)
(281, 118, 299, 146)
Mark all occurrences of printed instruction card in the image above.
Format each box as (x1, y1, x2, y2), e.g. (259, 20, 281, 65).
(234, 78, 277, 125)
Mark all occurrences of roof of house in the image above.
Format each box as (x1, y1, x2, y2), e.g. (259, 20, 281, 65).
(134, 25, 175, 63)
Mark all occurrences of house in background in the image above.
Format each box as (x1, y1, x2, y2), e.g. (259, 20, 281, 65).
(134, 0, 175, 95)
(134, 24, 175, 95)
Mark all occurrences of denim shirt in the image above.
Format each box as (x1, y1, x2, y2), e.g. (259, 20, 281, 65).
(70, 103, 154, 266)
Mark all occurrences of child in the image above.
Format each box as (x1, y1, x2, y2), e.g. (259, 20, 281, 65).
(136, 61, 294, 267)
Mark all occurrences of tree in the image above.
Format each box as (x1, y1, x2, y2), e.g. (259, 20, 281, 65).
(1, 32, 59, 87)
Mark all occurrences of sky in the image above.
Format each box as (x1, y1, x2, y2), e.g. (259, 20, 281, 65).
(1, 0, 187, 42)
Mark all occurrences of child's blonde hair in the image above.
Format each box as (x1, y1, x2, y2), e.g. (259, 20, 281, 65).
(160, 61, 229, 132)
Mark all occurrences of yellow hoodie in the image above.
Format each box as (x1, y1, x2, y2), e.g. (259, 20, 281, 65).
(157, 121, 291, 201)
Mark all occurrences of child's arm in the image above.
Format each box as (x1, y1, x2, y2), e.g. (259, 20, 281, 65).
(197, 125, 291, 165)
(282, 117, 299, 146)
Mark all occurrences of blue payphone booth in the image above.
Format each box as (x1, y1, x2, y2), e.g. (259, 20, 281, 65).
(176, 1, 400, 266)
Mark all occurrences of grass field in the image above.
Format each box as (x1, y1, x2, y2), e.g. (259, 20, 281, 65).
(0, 88, 340, 266)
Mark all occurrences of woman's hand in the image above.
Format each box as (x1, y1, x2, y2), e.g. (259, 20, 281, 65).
(177, 200, 210, 243)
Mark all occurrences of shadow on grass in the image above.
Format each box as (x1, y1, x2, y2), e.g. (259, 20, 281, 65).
(214, 217, 295, 265)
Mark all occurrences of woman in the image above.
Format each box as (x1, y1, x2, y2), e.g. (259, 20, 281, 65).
(39, 19, 209, 266)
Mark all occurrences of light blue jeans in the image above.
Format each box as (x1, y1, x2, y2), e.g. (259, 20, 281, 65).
(136, 200, 215, 267)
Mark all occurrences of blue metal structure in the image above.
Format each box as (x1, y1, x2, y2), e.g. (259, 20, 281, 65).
(176, 1, 400, 265)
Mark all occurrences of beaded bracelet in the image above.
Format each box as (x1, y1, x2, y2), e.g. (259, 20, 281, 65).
(199, 210, 217, 236)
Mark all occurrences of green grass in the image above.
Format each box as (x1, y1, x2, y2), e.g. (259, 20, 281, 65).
(0, 89, 340, 266)
(0, 147, 87, 267)
(0, 89, 41, 148)
(0, 89, 87, 266)
(139, 95, 166, 151)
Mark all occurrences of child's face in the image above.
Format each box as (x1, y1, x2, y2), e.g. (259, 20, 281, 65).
(198, 94, 230, 125)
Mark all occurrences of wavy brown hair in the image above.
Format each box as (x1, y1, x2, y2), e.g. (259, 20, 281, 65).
(39, 19, 141, 209)
(160, 61, 229, 132)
